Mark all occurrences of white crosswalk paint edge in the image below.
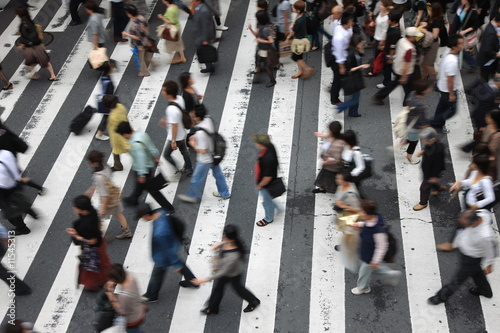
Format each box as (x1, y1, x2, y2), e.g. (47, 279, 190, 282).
(168, 1, 255, 331)
(388, 86, 449, 332)
(309, 28, 345, 333)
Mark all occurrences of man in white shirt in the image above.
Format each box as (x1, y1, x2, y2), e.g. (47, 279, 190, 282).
(0, 150, 32, 235)
(331, 15, 354, 105)
(162, 81, 193, 176)
(178, 106, 230, 203)
(430, 34, 464, 133)
(429, 209, 496, 304)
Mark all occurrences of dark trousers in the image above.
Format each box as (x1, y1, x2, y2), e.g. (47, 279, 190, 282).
(111, 1, 129, 38)
(431, 91, 457, 130)
(0, 188, 28, 230)
(207, 274, 259, 311)
(376, 71, 412, 101)
(331, 61, 343, 104)
(0, 265, 31, 295)
(128, 169, 174, 211)
(436, 253, 493, 301)
(164, 140, 193, 172)
(97, 114, 108, 132)
(419, 178, 441, 205)
(144, 264, 195, 300)
(382, 60, 392, 86)
(407, 140, 418, 155)
(69, 0, 84, 22)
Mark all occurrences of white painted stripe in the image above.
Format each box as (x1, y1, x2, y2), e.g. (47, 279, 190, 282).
(445, 73, 500, 332)
(388, 86, 449, 332)
(168, 0, 255, 331)
(44, 3, 71, 33)
(309, 30, 346, 332)
(238, 29, 307, 333)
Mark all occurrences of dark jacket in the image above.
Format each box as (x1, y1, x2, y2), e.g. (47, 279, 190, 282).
(193, 3, 216, 47)
(360, 215, 387, 264)
(477, 22, 500, 69)
(421, 141, 445, 179)
(466, 79, 499, 129)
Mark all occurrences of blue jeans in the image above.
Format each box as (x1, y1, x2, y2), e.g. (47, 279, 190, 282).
(186, 161, 230, 200)
(431, 91, 457, 129)
(462, 50, 477, 68)
(131, 46, 141, 73)
(259, 187, 280, 223)
(337, 90, 360, 117)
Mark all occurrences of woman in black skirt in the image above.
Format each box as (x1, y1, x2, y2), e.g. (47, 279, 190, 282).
(313, 121, 346, 193)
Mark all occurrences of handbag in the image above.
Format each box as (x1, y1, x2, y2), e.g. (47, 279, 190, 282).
(336, 210, 360, 232)
(161, 23, 179, 42)
(278, 39, 292, 58)
(463, 29, 481, 50)
(291, 38, 311, 55)
(197, 44, 218, 63)
(146, 37, 159, 53)
(341, 71, 365, 96)
(372, 51, 384, 74)
(265, 177, 286, 198)
(89, 48, 109, 70)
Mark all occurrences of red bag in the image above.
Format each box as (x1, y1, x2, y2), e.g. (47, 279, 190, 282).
(372, 51, 384, 74)
(364, 19, 375, 37)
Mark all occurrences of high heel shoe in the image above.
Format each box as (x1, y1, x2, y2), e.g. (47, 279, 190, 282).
(201, 308, 218, 315)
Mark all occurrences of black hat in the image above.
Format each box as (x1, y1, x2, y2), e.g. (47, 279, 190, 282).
(136, 203, 153, 220)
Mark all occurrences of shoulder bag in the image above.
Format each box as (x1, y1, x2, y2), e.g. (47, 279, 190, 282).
(136, 141, 169, 192)
(265, 178, 286, 198)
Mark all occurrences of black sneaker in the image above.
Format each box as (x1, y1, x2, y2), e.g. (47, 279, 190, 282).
(427, 295, 444, 305)
(14, 227, 31, 236)
(141, 295, 158, 303)
(179, 280, 199, 289)
(69, 20, 83, 26)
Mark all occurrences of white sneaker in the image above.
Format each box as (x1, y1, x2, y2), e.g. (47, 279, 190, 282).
(95, 134, 109, 141)
(213, 191, 230, 199)
(386, 270, 402, 286)
(216, 25, 228, 31)
(376, 83, 385, 89)
(178, 194, 199, 203)
(351, 287, 371, 295)
(405, 157, 420, 164)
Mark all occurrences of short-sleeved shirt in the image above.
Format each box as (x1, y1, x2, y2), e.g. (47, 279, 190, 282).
(166, 96, 187, 141)
(277, 0, 292, 33)
(87, 13, 107, 44)
(437, 51, 459, 92)
(194, 117, 215, 163)
(257, 25, 273, 50)
(292, 15, 307, 39)
(429, 18, 448, 47)
(385, 25, 402, 54)
(255, 146, 278, 184)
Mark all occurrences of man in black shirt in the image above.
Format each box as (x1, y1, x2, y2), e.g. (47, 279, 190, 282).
(252, 134, 282, 227)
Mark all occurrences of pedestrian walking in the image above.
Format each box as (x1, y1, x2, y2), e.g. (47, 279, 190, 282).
(115, 121, 175, 212)
(95, 62, 115, 141)
(373, 27, 421, 105)
(412, 127, 446, 211)
(178, 106, 230, 203)
(123, 4, 153, 77)
(105, 264, 148, 332)
(192, 224, 261, 314)
(136, 203, 198, 303)
(430, 34, 463, 133)
(0, 223, 32, 296)
(477, 12, 500, 82)
(86, 150, 132, 239)
(286, 0, 314, 79)
(15, 6, 58, 81)
(85, 0, 107, 50)
(375, 10, 401, 91)
(158, 0, 187, 65)
(206, 0, 228, 31)
(66, 195, 112, 291)
(330, 15, 354, 104)
(252, 134, 283, 227)
(420, 3, 447, 80)
(248, 11, 277, 87)
(161, 80, 193, 176)
(104, 95, 130, 172)
(179, 72, 203, 114)
(350, 199, 402, 295)
(192, 0, 216, 73)
(429, 209, 496, 304)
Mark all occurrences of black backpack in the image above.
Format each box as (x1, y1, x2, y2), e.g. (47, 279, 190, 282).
(169, 101, 192, 130)
(345, 147, 373, 182)
(383, 226, 397, 263)
(196, 117, 226, 166)
(306, 13, 319, 35)
(169, 214, 190, 254)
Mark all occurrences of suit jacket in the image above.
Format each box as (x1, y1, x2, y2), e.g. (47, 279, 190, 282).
(477, 22, 499, 68)
(193, 3, 216, 47)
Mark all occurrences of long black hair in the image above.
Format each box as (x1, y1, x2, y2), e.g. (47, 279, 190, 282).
(223, 225, 247, 259)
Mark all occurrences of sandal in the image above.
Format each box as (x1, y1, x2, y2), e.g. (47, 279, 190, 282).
(291, 73, 303, 79)
(48, 77, 59, 81)
(256, 219, 273, 227)
(2, 82, 13, 90)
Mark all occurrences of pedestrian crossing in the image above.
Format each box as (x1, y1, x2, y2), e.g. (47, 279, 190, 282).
(0, 0, 499, 332)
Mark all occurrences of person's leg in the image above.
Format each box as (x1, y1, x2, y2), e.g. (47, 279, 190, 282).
(149, 188, 175, 212)
(264, 63, 275, 86)
(211, 164, 230, 198)
(259, 188, 275, 222)
(382, 61, 392, 86)
(176, 139, 193, 172)
(419, 178, 432, 205)
(336, 93, 357, 112)
(143, 266, 167, 300)
(0, 264, 31, 295)
(347, 91, 361, 117)
(331, 62, 341, 104)
(0, 70, 10, 86)
(185, 161, 211, 200)
(207, 277, 228, 312)
(46, 62, 58, 80)
(462, 50, 477, 68)
(138, 49, 150, 76)
(430, 92, 449, 130)
(376, 74, 400, 100)
(356, 261, 373, 290)
(69, 0, 82, 23)
(112, 154, 123, 171)
(435, 254, 477, 302)
(125, 171, 146, 204)
(97, 115, 108, 138)
(470, 263, 493, 297)
(179, 264, 196, 281)
(164, 140, 179, 171)
(22, 179, 43, 191)
(229, 274, 259, 304)
(406, 140, 418, 156)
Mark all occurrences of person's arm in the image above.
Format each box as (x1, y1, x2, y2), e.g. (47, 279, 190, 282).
(350, 150, 366, 176)
(432, 27, 439, 40)
(474, 178, 495, 208)
(447, 75, 456, 102)
(480, 235, 496, 272)
(188, 132, 209, 154)
(158, 13, 173, 24)
(65, 228, 98, 245)
(284, 9, 290, 35)
(371, 232, 389, 267)
(399, 49, 412, 84)
(93, 33, 100, 49)
(415, 10, 424, 27)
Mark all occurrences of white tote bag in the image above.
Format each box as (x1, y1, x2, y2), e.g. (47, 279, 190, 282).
(88, 47, 109, 69)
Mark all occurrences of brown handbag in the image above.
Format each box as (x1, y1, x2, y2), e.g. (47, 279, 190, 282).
(162, 24, 179, 42)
